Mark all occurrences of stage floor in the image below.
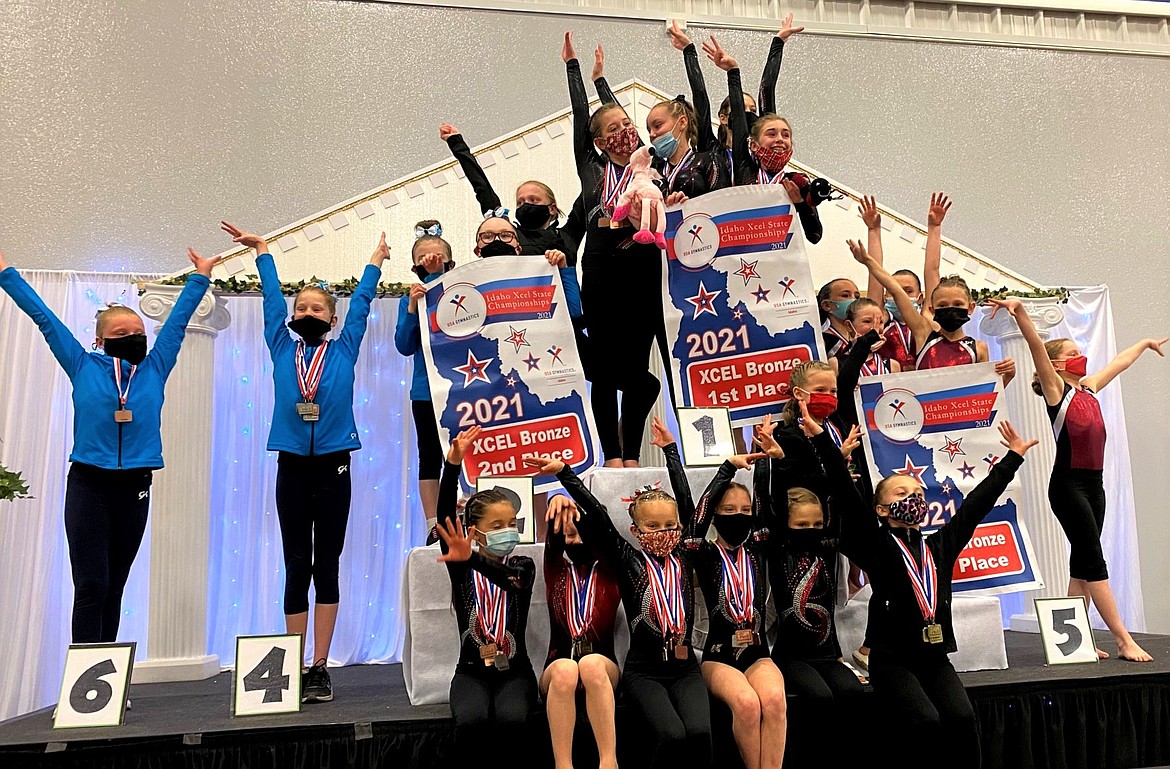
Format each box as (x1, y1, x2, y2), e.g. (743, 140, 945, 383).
(2, 631, 1169, 768)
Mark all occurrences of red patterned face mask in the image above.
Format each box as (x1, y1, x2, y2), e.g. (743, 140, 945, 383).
(636, 528, 682, 558)
(603, 125, 641, 157)
(751, 141, 793, 174)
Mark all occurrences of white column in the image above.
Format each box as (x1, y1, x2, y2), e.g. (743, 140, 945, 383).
(979, 296, 1069, 632)
(133, 283, 231, 682)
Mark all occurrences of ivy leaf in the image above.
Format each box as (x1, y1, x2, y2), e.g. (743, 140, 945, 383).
(0, 464, 33, 502)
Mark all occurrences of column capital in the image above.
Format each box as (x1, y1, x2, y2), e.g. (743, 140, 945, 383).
(979, 296, 1065, 341)
(139, 283, 232, 337)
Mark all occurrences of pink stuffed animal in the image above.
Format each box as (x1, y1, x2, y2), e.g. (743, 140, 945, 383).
(609, 146, 667, 248)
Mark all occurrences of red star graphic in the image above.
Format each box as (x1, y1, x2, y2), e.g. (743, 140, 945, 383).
(685, 281, 722, 320)
(894, 456, 928, 487)
(959, 462, 975, 479)
(523, 353, 541, 371)
(941, 435, 965, 462)
(505, 326, 530, 353)
(733, 259, 760, 285)
(752, 285, 771, 304)
(452, 350, 494, 387)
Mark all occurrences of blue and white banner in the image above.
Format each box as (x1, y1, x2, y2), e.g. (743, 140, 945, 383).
(854, 363, 1043, 594)
(421, 256, 600, 493)
(662, 186, 826, 427)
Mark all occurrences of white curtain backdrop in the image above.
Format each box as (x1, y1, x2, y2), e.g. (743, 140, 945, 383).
(970, 286, 1144, 631)
(0, 275, 1145, 722)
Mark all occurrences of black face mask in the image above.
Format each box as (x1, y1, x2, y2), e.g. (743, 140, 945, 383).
(564, 542, 594, 565)
(934, 307, 970, 333)
(478, 240, 519, 259)
(287, 315, 332, 341)
(713, 513, 754, 548)
(103, 334, 148, 365)
(786, 528, 825, 553)
(515, 203, 552, 230)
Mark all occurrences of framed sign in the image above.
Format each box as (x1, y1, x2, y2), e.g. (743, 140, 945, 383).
(1035, 597, 1099, 665)
(54, 642, 136, 729)
(476, 475, 536, 544)
(233, 634, 304, 716)
(676, 407, 736, 466)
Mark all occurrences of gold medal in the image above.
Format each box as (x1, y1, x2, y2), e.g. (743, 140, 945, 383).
(114, 409, 133, 423)
(923, 623, 944, 644)
(733, 629, 755, 649)
(479, 643, 498, 666)
(596, 217, 611, 228)
(296, 402, 320, 422)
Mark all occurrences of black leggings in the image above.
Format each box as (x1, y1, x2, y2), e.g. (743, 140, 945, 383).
(1048, 469, 1109, 582)
(63, 463, 153, 644)
(449, 667, 538, 762)
(621, 652, 712, 769)
(868, 651, 978, 768)
(775, 656, 870, 766)
(411, 400, 443, 481)
(275, 451, 352, 614)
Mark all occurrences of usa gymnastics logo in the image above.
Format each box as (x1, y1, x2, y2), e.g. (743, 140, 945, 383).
(434, 282, 487, 338)
(873, 388, 925, 443)
(547, 345, 564, 366)
(674, 213, 720, 269)
(779, 276, 797, 298)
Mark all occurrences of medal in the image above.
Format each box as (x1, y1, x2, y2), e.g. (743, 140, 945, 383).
(733, 629, 756, 649)
(474, 571, 509, 669)
(294, 339, 328, 422)
(596, 217, 611, 228)
(716, 544, 756, 638)
(112, 359, 136, 424)
(643, 552, 687, 646)
(673, 641, 689, 660)
(602, 161, 633, 218)
(573, 639, 593, 660)
(564, 556, 598, 657)
(891, 533, 941, 646)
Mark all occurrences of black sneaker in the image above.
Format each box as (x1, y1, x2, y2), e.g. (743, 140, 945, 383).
(301, 660, 333, 703)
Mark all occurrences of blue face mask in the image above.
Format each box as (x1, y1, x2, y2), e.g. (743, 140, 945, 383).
(651, 130, 679, 160)
(885, 298, 920, 323)
(828, 298, 853, 321)
(482, 528, 520, 557)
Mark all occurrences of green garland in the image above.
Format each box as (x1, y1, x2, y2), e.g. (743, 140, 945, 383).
(147, 273, 411, 298)
(972, 286, 1070, 304)
(0, 464, 32, 502)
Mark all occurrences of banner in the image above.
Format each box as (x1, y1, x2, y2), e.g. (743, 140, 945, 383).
(854, 363, 1043, 594)
(421, 256, 600, 493)
(662, 186, 826, 427)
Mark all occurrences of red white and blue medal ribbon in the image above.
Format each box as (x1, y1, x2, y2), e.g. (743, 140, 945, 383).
(891, 534, 938, 624)
(891, 319, 914, 358)
(295, 339, 329, 402)
(112, 360, 136, 408)
(824, 420, 843, 449)
(564, 556, 598, 641)
(756, 167, 783, 185)
(861, 352, 887, 377)
(664, 148, 695, 190)
(602, 161, 633, 216)
(474, 570, 509, 649)
(642, 553, 686, 638)
(716, 544, 755, 626)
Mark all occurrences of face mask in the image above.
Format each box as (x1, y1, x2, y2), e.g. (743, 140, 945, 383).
(825, 298, 852, 321)
(798, 390, 837, 420)
(103, 334, 148, 365)
(713, 513, 754, 549)
(934, 307, 970, 333)
(886, 494, 928, 526)
(603, 125, 640, 157)
(1061, 355, 1088, 378)
(636, 527, 681, 558)
(287, 315, 332, 341)
(750, 141, 793, 174)
(786, 528, 824, 552)
(651, 130, 679, 160)
(564, 542, 594, 565)
(884, 299, 905, 323)
(514, 203, 552, 230)
(478, 239, 519, 259)
(482, 528, 520, 558)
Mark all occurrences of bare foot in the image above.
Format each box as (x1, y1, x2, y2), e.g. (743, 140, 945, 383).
(1096, 648, 1110, 660)
(623, 459, 641, 468)
(1118, 640, 1153, 662)
(603, 459, 624, 468)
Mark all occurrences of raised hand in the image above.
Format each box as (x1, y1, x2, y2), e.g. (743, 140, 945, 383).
(220, 221, 268, 253)
(841, 424, 863, 458)
(777, 13, 806, 42)
(446, 425, 483, 465)
(407, 283, 426, 314)
(650, 415, 676, 448)
(370, 232, 390, 267)
(927, 193, 952, 227)
(752, 415, 784, 459)
(435, 518, 476, 563)
(846, 239, 871, 265)
(545, 249, 567, 268)
(523, 455, 567, 476)
(187, 247, 223, 277)
(729, 452, 768, 470)
(439, 123, 459, 141)
(1146, 337, 1169, 356)
(420, 252, 445, 275)
(591, 44, 605, 81)
(561, 30, 576, 63)
(781, 178, 803, 205)
(796, 399, 823, 437)
(997, 420, 1038, 457)
(546, 493, 580, 533)
(983, 296, 1023, 319)
(994, 357, 1016, 385)
(668, 20, 691, 51)
(858, 195, 881, 230)
(702, 35, 738, 71)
